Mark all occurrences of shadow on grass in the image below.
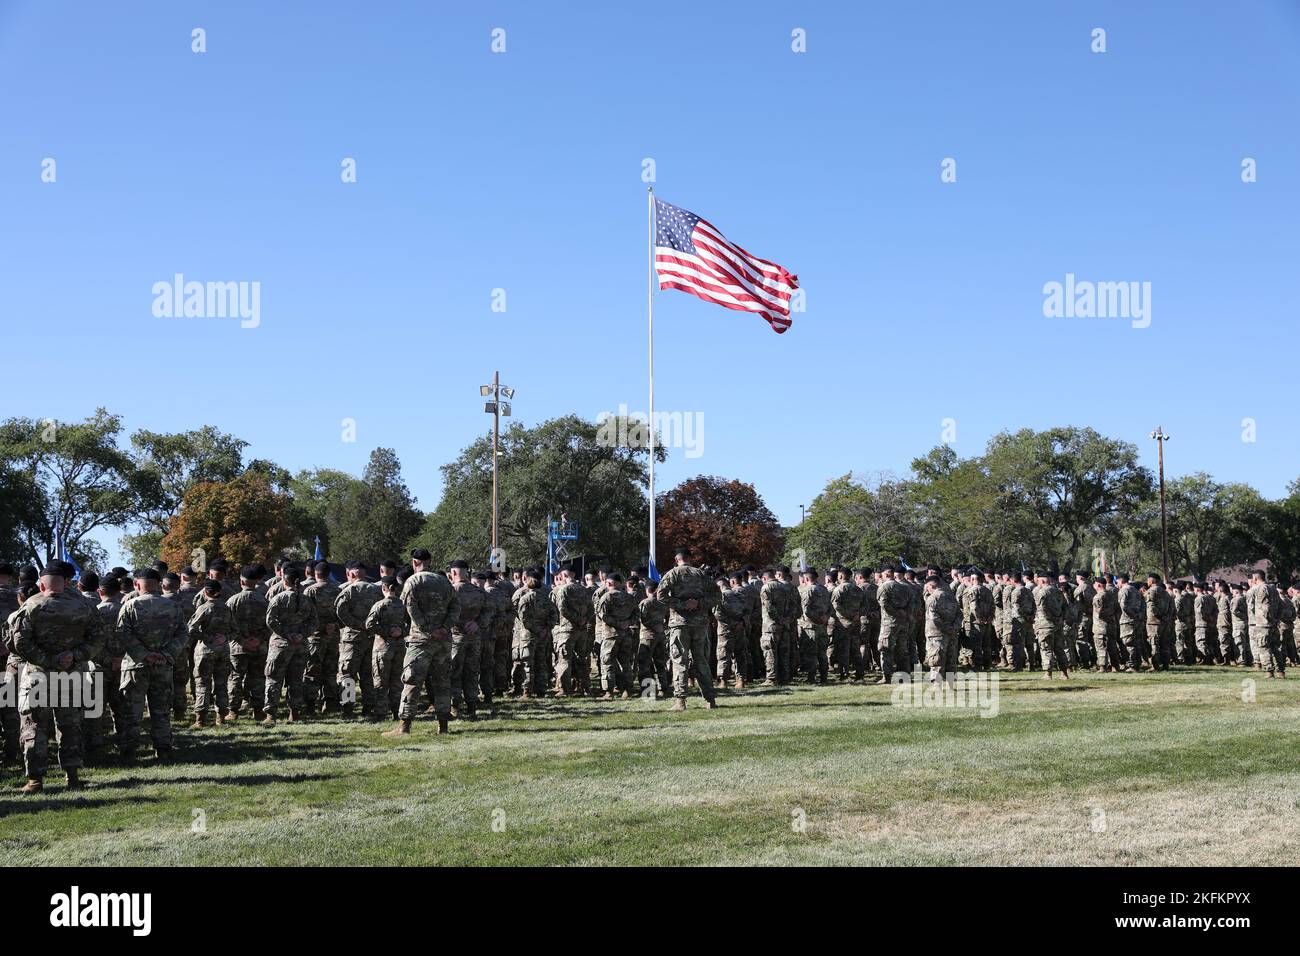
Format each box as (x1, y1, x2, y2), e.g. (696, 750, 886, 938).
(0, 793, 165, 816)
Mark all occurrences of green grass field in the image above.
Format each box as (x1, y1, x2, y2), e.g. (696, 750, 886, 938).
(1, 667, 1296, 866)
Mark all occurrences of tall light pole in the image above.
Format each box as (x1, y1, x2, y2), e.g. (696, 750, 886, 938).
(799, 504, 806, 524)
(481, 372, 514, 555)
(1151, 426, 1170, 581)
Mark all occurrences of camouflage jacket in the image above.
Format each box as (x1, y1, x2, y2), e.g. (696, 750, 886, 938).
(656, 564, 722, 628)
(226, 586, 271, 654)
(550, 581, 590, 637)
(877, 578, 912, 623)
(830, 581, 863, 626)
(401, 572, 459, 643)
(961, 583, 994, 625)
(1032, 584, 1066, 632)
(451, 581, 486, 640)
(1245, 584, 1279, 629)
(638, 596, 668, 641)
(924, 587, 960, 638)
(335, 580, 383, 643)
(1092, 587, 1119, 630)
(713, 586, 749, 634)
(11, 590, 106, 671)
(513, 585, 555, 639)
(116, 592, 186, 670)
(595, 587, 638, 639)
(1144, 586, 1175, 627)
(489, 580, 515, 638)
(797, 582, 831, 628)
(93, 597, 124, 665)
(266, 588, 320, 643)
(304, 580, 342, 639)
(366, 595, 409, 644)
(188, 599, 234, 653)
(1117, 585, 1145, 626)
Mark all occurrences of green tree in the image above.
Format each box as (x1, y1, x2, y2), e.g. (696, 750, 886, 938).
(409, 415, 664, 570)
(654, 476, 783, 569)
(327, 448, 424, 564)
(160, 472, 297, 570)
(0, 408, 141, 569)
(787, 473, 923, 570)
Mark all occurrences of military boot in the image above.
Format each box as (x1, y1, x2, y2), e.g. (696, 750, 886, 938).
(670, 698, 686, 711)
(466, 700, 478, 721)
(64, 768, 85, 791)
(190, 712, 207, 729)
(382, 718, 412, 737)
(436, 714, 450, 735)
(17, 777, 43, 794)
(342, 703, 355, 719)
(214, 711, 226, 726)
(286, 708, 298, 723)
(260, 711, 275, 726)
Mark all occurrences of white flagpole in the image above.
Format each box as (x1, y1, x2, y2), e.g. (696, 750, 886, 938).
(647, 185, 656, 574)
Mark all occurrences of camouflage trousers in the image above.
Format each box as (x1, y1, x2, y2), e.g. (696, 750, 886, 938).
(599, 631, 637, 694)
(966, 621, 995, 670)
(1234, 628, 1253, 666)
(1091, 623, 1111, 668)
(748, 619, 764, 680)
(1249, 626, 1284, 675)
(477, 635, 496, 701)
(172, 645, 191, 718)
(192, 642, 231, 717)
(1219, 626, 1238, 663)
(1034, 627, 1071, 673)
(798, 623, 829, 683)
(338, 636, 375, 713)
(1175, 625, 1196, 665)
(830, 620, 859, 678)
(0, 662, 19, 763)
(879, 618, 910, 680)
(83, 666, 124, 754)
(1145, 624, 1168, 670)
(19, 666, 85, 778)
(372, 638, 404, 718)
(532, 632, 553, 696)
(304, 636, 340, 709)
(552, 629, 578, 695)
(572, 628, 594, 696)
(119, 661, 175, 756)
(510, 633, 536, 695)
(401, 639, 451, 719)
(449, 634, 480, 708)
(1284, 627, 1298, 665)
(1003, 620, 1030, 670)
(1195, 626, 1221, 664)
(264, 636, 307, 716)
(494, 625, 513, 695)
(782, 621, 799, 682)
(669, 625, 716, 702)
(639, 633, 670, 697)
(1119, 624, 1145, 669)
(924, 631, 958, 673)
(228, 649, 267, 713)
(760, 625, 782, 682)
(716, 625, 748, 682)
(858, 619, 880, 675)
(1063, 624, 1079, 667)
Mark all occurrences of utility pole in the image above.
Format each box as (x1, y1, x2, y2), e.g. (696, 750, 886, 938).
(1151, 426, 1171, 581)
(799, 504, 806, 524)
(481, 372, 514, 557)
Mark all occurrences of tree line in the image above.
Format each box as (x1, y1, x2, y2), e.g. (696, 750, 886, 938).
(2, 413, 1295, 583)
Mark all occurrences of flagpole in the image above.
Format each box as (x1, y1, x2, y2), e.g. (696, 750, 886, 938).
(647, 185, 656, 574)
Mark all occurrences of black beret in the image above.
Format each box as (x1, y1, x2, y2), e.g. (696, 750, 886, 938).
(283, 566, 304, 584)
(314, 561, 330, 575)
(110, 566, 130, 578)
(674, 546, 692, 558)
(608, 572, 624, 583)
(448, 559, 470, 571)
(410, 548, 432, 561)
(162, 572, 180, 586)
(925, 574, 941, 584)
(100, 576, 121, 595)
(133, 568, 161, 582)
(180, 566, 197, 576)
(209, 558, 228, 571)
(80, 572, 100, 590)
(42, 561, 69, 579)
(471, 571, 488, 581)
(240, 564, 259, 580)
(202, 579, 222, 593)
(345, 560, 364, 571)
(18, 566, 38, 585)
(379, 575, 397, 588)
(152, 560, 169, 573)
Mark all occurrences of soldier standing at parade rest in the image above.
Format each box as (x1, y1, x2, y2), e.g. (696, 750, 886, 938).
(656, 547, 722, 711)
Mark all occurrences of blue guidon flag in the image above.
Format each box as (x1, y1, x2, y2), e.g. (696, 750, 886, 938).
(654, 198, 799, 334)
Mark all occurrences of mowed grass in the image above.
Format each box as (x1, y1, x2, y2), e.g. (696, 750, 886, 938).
(1, 667, 1297, 866)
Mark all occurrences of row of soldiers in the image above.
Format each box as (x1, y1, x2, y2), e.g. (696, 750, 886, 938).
(3, 551, 1292, 792)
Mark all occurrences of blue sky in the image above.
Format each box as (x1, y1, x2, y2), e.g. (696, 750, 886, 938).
(2, 0, 1298, 566)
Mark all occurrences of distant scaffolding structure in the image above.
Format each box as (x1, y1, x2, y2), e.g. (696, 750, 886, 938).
(546, 514, 579, 586)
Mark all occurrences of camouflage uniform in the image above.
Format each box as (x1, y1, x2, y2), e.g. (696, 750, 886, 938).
(1215, 588, 1236, 664)
(1173, 587, 1196, 665)
(1117, 583, 1146, 670)
(303, 579, 342, 712)
(550, 580, 589, 696)
(84, 595, 125, 755)
(0, 586, 21, 764)
(829, 580, 862, 679)
(656, 562, 722, 704)
(1278, 594, 1296, 666)
(713, 584, 749, 684)
(595, 586, 639, 696)
(1231, 590, 1252, 666)
(265, 587, 318, 718)
(169, 583, 201, 718)
(1031, 582, 1069, 673)
(744, 578, 763, 680)
(188, 597, 234, 720)
(226, 584, 270, 716)
(638, 592, 671, 697)
(779, 578, 800, 682)
(366, 595, 408, 719)
(796, 580, 832, 683)
(759, 579, 785, 682)
(924, 586, 960, 674)
(449, 580, 485, 713)
(1092, 586, 1120, 669)
(475, 583, 497, 704)
(960, 582, 995, 672)
(1144, 584, 1175, 671)
(116, 592, 186, 756)
(510, 583, 551, 696)
(876, 577, 912, 681)
(858, 579, 880, 674)
(489, 579, 514, 695)
(335, 579, 382, 715)
(1194, 590, 1220, 663)
(11, 590, 105, 779)
(1246, 582, 1283, 675)
(400, 571, 459, 717)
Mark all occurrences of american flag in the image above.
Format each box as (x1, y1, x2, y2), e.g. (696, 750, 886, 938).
(654, 198, 799, 334)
